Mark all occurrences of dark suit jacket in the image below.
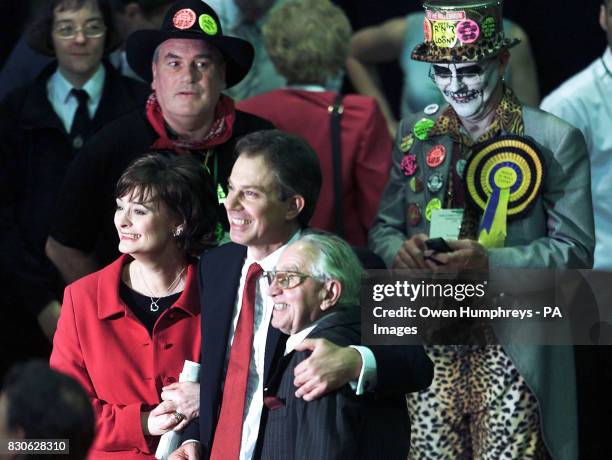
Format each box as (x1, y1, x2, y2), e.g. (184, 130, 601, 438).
(258, 308, 411, 460)
(185, 242, 433, 458)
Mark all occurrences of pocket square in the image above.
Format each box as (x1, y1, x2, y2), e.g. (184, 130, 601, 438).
(264, 395, 285, 410)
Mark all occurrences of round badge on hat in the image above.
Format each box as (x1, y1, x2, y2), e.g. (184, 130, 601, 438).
(456, 158, 467, 179)
(426, 144, 446, 168)
(400, 154, 418, 177)
(464, 135, 545, 247)
(173, 8, 197, 29)
(199, 13, 218, 35)
(424, 103, 439, 116)
(409, 176, 424, 193)
(407, 203, 422, 226)
(414, 118, 435, 141)
(425, 198, 442, 221)
(427, 173, 444, 193)
(400, 134, 415, 153)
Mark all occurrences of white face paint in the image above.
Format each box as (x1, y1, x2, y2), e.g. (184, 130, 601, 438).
(431, 59, 500, 119)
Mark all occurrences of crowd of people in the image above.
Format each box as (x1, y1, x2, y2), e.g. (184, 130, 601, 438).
(0, 0, 610, 459)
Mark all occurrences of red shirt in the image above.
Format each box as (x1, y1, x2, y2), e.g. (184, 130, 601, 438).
(50, 255, 201, 459)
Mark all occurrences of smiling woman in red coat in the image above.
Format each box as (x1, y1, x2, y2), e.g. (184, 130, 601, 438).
(50, 154, 217, 459)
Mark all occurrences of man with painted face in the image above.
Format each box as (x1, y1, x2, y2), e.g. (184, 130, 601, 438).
(370, 1, 594, 459)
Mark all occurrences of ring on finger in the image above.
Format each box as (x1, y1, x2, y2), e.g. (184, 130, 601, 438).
(173, 411, 185, 423)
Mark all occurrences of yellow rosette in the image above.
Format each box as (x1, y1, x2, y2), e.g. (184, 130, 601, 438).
(464, 135, 544, 248)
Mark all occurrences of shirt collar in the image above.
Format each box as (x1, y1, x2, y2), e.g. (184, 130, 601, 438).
(49, 63, 105, 105)
(284, 311, 340, 354)
(245, 229, 302, 271)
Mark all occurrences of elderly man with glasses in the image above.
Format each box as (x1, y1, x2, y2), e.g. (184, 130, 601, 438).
(252, 232, 411, 460)
(370, 1, 593, 459)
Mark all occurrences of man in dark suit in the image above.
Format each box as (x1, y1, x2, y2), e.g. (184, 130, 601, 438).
(169, 130, 432, 460)
(259, 232, 410, 459)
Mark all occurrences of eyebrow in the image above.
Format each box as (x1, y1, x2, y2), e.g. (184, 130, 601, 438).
(163, 52, 215, 60)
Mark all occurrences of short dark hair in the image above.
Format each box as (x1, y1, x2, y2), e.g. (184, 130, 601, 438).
(27, 0, 121, 57)
(234, 130, 322, 228)
(116, 153, 218, 255)
(3, 360, 95, 460)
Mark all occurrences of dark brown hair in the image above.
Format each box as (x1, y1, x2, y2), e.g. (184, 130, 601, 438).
(234, 129, 322, 228)
(27, 0, 121, 57)
(116, 153, 218, 256)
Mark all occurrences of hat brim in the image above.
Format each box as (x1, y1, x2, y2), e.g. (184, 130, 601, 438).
(411, 37, 520, 63)
(126, 29, 254, 88)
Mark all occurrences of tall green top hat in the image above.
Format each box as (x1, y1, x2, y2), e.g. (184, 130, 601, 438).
(411, 0, 520, 63)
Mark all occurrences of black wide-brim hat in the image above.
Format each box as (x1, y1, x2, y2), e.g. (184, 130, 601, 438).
(126, 0, 254, 87)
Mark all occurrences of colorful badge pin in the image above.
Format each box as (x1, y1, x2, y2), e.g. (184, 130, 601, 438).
(400, 154, 418, 177)
(400, 134, 414, 153)
(413, 118, 435, 141)
(426, 144, 446, 168)
(410, 176, 424, 193)
(425, 198, 442, 221)
(424, 103, 439, 115)
(407, 203, 422, 226)
(427, 173, 444, 193)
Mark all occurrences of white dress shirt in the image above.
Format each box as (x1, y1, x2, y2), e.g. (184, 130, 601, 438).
(541, 48, 612, 269)
(47, 63, 105, 133)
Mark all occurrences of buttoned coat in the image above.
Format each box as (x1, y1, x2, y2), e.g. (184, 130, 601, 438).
(50, 255, 201, 459)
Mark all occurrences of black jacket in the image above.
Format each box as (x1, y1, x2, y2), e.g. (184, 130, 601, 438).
(0, 60, 149, 316)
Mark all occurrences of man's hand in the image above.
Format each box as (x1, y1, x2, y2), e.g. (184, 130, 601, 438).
(432, 239, 489, 271)
(37, 300, 61, 342)
(168, 442, 201, 460)
(393, 234, 439, 270)
(161, 382, 199, 430)
(293, 338, 362, 401)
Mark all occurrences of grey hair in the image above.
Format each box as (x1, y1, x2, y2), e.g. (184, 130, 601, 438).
(295, 231, 365, 306)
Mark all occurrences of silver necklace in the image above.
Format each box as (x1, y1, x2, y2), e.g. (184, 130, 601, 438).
(137, 264, 186, 312)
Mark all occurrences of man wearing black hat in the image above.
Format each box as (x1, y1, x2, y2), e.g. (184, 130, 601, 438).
(370, 0, 593, 459)
(45, 0, 273, 283)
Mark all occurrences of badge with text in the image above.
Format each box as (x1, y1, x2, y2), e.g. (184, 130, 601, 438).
(426, 144, 446, 168)
(400, 134, 415, 153)
(400, 154, 418, 177)
(414, 118, 436, 141)
(465, 135, 545, 248)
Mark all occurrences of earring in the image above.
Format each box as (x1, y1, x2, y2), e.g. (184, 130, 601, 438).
(173, 227, 183, 237)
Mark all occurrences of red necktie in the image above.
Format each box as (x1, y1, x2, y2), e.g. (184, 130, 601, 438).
(211, 262, 262, 460)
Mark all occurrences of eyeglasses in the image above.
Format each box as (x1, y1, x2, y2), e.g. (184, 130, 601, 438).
(263, 270, 323, 289)
(428, 64, 487, 86)
(53, 21, 106, 39)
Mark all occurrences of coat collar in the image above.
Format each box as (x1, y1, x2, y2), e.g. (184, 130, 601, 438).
(97, 254, 200, 320)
